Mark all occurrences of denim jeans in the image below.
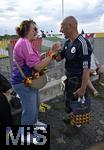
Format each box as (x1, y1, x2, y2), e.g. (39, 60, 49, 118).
(13, 83, 39, 125)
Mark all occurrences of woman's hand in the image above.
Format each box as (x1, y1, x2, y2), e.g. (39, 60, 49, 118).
(51, 43, 61, 53)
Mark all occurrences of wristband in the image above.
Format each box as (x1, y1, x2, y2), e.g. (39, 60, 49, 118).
(47, 50, 54, 58)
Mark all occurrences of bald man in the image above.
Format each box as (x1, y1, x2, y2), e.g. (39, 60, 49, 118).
(52, 16, 92, 123)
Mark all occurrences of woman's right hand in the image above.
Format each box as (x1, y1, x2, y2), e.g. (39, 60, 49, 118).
(51, 43, 61, 53)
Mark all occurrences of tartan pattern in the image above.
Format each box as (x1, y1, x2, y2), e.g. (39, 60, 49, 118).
(70, 112, 91, 125)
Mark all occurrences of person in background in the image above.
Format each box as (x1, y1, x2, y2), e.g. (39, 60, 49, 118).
(87, 53, 104, 96)
(87, 79, 99, 96)
(90, 53, 104, 86)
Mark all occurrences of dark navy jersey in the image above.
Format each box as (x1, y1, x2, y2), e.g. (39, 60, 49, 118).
(60, 34, 93, 76)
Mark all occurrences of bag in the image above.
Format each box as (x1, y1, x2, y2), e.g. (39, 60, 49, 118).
(3, 90, 21, 110)
(0, 73, 12, 93)
(70, 96, 91, 126)
(0, 74, 21, 114)
(9, 90, 21, 109)
(15, 60, 47, 90)
(30, 74, 47, 90)
(0, 93, 13, 125)
(23, 73, 47, 90)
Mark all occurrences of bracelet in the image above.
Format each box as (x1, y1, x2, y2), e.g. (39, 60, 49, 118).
(47, 50, 60, 59)
(47, 51, 54, 58)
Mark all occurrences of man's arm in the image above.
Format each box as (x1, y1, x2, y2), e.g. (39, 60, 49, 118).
(81, 68, 90, 90)
(73, 38, 92, 97)
(73, 68, 90, 97)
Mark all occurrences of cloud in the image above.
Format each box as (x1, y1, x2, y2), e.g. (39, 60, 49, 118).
(0, 0, 104, 34)
(100, 14, 104, 31)
(0, 8, 4, 13)
(6, 7, 15, 11)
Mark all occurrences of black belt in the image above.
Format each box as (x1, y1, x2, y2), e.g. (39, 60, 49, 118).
(66, 74, 82, 79)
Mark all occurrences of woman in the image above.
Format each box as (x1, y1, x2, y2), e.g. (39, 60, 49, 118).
(12, 20, 58, 125)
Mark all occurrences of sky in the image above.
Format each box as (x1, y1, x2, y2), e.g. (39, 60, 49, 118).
(0, 0, 104, 35)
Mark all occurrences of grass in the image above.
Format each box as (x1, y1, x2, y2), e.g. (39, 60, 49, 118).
(46, 36, 62, 42)
(41, 36, 62, 52)
(41, 45, 50, 52)
(0, 55, 8, 58)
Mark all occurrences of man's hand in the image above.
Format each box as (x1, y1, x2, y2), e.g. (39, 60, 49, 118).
(73, 87, 86, 98)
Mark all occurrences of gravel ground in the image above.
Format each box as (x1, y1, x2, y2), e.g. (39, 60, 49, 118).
(39, 86, 104, 150)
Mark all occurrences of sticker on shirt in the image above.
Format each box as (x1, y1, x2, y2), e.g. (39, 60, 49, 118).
(65, 46, 67, 50)
(71, 47, 76, 53)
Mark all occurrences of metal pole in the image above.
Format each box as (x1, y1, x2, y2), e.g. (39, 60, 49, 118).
(62, 0, 64, 19)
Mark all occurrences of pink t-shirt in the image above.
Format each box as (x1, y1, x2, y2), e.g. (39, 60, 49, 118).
(13, 38, 41, 68)
(12, 38, 41, 84)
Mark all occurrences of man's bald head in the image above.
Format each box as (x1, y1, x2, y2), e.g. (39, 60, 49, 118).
(62, 16, 78, 29)
(60, 16, 79, 39)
